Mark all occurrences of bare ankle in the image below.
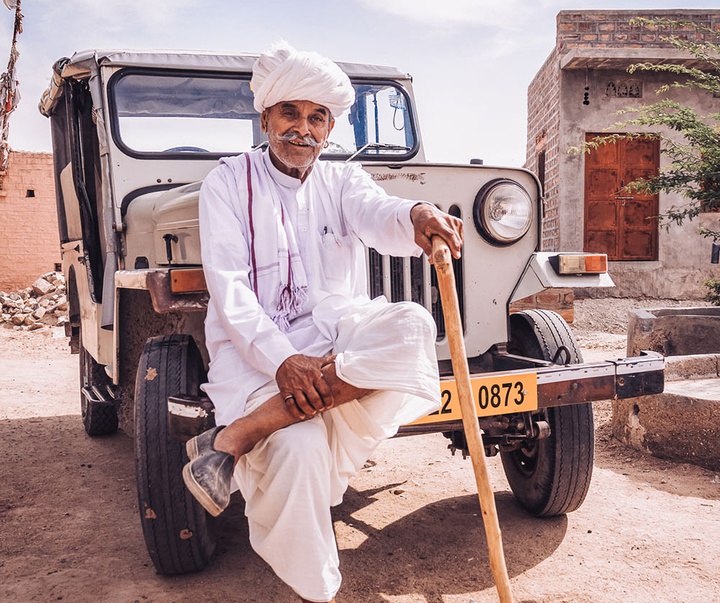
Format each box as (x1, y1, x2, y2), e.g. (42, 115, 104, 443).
(212, 427, 233, 455)
(213, 422, 254, 460)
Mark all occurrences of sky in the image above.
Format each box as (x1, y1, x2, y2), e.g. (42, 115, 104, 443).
(0, 0, 716, 167)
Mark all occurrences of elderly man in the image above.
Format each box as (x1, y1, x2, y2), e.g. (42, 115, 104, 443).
(182, 41, 463, 602)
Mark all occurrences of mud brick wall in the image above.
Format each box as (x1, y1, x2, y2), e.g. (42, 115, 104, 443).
(0, 151, 60, 290)
(526, 9, 720, 254)
(556, 10, 720, 52)
(526, 48, 561, 252)
(510, 288, 575, 323)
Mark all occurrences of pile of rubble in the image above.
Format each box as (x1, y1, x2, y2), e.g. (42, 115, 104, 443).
(0, 272, 68, 331)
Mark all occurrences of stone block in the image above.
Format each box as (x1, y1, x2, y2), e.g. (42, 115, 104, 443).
(627, 307, 720, 357)
(31, 277, 54, 296)
(664, 354, 720, 381)
(612, 388, 720, 472)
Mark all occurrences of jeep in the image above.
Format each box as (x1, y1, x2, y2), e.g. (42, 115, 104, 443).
(39, 50, 664, 575)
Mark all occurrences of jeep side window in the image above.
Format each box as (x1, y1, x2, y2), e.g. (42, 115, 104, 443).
(109, 72, 261, 156)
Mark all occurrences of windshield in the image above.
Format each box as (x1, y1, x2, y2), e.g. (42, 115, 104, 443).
(109, 71, 417, 160)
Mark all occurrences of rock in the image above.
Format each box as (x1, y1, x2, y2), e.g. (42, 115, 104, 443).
(32, 278, 54, 296)
(0, 272, 70, 330)
(28, 322, 44, 331)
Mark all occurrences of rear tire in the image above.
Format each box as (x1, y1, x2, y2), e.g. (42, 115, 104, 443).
(134, 335, 216, 574)
(501, 309, 594, 517)
(79, 335, 118, 436)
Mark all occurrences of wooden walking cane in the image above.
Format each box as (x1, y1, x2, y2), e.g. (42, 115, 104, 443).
(431, 236, 514, 603)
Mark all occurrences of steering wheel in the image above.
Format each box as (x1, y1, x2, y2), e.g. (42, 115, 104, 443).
(162, 146, 209, 153)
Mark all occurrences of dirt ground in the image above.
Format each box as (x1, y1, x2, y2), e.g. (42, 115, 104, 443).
(1, 298, 719, 603)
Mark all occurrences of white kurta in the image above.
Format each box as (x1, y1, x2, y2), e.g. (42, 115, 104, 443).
(198, 149, 440, 602)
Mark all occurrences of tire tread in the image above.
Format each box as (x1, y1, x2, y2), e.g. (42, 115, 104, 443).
(134, 335, 215, 575)
(502, 310, 594, 517)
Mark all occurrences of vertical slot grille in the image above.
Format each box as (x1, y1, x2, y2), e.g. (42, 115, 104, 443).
(366, 210, 464, 341)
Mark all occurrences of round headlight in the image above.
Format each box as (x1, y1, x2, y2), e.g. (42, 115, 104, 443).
(473, 179, 533, 245)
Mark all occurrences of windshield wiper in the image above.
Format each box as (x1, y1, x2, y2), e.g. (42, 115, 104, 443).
(346, 142, 411, 162)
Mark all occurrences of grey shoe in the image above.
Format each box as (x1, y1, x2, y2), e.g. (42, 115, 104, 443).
(186, 425, 225, 461)
(182, 427, 234, 517)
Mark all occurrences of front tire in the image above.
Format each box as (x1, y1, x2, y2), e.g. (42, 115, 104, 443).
(501, 309, 594, 517)
(134, 335, 216, 574)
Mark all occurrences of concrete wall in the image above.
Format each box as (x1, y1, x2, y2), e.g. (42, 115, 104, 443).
(527, 9, 720, 299)
(560, 68, 720, 298)
(0, 151, 60, 291)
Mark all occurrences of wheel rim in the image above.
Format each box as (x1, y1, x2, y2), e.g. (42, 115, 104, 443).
(506, 438, 539, 478)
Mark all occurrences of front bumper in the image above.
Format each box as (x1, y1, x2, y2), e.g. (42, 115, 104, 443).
(399, 351, 663, 435)
(167, 351, 664, 441)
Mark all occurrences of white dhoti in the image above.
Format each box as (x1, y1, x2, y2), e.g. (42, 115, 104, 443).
(232, 299, 440, 602)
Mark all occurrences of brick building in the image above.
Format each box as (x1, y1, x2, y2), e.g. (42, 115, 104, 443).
(0, 151, 60, 290)
(526, 10, 720, 298)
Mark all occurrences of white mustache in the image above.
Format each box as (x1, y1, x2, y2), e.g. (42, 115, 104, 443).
(273, 131, 323, 148)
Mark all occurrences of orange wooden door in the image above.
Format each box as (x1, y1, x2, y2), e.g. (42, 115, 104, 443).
(584, 134, 659, 260)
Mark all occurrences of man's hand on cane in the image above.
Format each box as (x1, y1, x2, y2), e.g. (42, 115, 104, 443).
(410, 203, 464, 260)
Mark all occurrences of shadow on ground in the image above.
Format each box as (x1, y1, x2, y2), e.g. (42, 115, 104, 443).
(333, 487, 566, 602)
(0, 415, 567, 603)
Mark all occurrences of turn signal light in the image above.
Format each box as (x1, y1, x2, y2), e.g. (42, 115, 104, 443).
(170, 268, 207, 293)
(550, 253, 608, 275)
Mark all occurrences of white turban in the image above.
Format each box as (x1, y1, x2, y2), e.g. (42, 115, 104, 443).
(251, 41, 355, 118)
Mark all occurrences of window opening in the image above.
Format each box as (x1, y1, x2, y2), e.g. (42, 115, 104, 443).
(537, 151, 546, 195)
(604, 80, 642, 98)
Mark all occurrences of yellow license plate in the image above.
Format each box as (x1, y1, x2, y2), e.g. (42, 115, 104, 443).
(410, 372, 538, 425)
